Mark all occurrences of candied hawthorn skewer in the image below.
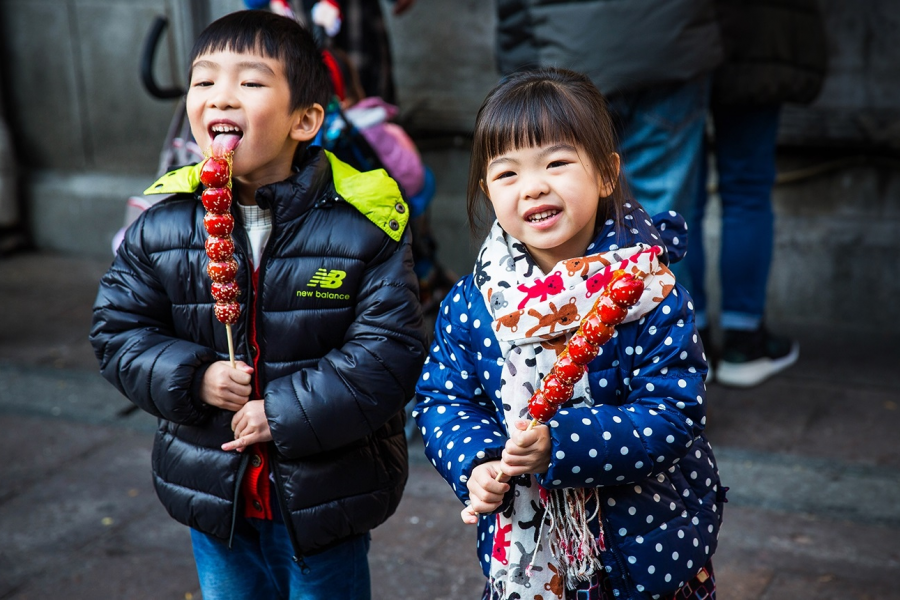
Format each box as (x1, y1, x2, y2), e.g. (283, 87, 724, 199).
(462, 271, 647, 523)
(201, 134, 242, 367)
(526, 271, 645, 425)
(476, 271, 646, 496)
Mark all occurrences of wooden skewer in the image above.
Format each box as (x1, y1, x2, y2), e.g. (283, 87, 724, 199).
(460, 418, 541, 522)
(226, 323, 236, 369)
(493, 418, 538, 481)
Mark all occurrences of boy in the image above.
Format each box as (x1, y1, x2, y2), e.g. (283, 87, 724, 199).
(90, 10, 425, 599)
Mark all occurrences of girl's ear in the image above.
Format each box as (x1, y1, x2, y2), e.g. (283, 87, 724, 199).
(290, 103, 325, 143)
(599, 152, 621, 198)
(479, 179, 490, 199)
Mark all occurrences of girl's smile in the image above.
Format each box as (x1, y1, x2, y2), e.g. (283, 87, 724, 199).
(483, 142, 617, 272)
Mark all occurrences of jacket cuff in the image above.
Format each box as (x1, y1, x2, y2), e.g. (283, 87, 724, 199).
(189, 361, 215, 418)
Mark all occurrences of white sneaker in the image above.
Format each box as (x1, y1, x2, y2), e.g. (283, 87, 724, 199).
(716, 327, 799, 388)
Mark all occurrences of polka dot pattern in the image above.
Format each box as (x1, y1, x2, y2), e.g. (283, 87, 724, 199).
(413, 208, 722, 595)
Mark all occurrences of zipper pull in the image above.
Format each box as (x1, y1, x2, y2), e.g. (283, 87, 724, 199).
(293, 554, 311, 574)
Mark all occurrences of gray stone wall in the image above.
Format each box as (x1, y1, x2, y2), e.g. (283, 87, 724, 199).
(0, 0, 897, 332)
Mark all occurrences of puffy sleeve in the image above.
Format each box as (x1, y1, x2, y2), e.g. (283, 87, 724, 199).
(90, 212, 217, 425)
(537, 284, 708, 489)
(414, 278, 507, 505)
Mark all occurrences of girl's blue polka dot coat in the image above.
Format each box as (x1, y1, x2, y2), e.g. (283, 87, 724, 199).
(414, 209, 726, 598)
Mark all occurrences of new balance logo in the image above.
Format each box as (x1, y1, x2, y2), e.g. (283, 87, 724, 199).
(307, 269, 346, 289)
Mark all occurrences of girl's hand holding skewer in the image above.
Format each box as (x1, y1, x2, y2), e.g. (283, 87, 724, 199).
(500, 419, 551, 476)
(461, 461, 510, 524)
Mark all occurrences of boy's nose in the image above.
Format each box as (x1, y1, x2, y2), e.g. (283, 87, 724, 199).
(208, 85, 239, 109)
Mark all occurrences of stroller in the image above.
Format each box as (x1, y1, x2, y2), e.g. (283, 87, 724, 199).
(122, 7, 453, 439)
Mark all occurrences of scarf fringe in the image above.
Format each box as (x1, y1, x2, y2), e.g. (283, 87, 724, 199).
(547, 487, 605, 590)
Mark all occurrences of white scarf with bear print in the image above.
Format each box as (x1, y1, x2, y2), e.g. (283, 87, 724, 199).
(473, 221, 675, 598)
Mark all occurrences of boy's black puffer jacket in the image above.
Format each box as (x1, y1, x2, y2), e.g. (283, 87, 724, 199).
(90, 148, 426, 556)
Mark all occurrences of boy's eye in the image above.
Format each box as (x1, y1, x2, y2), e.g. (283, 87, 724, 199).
(242, 82, 264, 88)
(191, 80, 213, 87)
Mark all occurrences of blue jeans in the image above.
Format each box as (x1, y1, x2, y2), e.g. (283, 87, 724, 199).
(608, 75, 711, 291)
(686, 104, 781, 331)
(191, 522, 371, 600)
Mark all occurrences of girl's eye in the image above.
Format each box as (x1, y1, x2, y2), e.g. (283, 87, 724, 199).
(548, 160, 569, 169)
(191, 80, 213, 87)
(495, 171, 516, 180)
(243, 82, 264, 88)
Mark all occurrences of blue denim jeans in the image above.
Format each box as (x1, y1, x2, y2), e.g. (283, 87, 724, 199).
(686, 104, 781, 331)
(191, 522, 371, 600)
(608, 75, 711, 291)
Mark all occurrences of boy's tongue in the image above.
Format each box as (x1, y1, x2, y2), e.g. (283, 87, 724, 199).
(211, 133, 241, 158)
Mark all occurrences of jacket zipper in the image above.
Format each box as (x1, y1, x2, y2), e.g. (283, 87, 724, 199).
(601, 514, 638, 598)
(229, 200, 310, 570)
(271, 453, 309, 572)
(228, 453, 250, 549)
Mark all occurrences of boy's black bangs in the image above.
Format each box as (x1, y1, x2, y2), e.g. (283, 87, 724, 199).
(187, 11, 330, 111)
(481, 84, 580, 161)
(190, 16, 284, 66)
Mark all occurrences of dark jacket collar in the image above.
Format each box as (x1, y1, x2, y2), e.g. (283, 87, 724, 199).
(254, 146, 335, 223)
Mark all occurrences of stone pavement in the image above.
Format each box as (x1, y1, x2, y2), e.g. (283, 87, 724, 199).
(1, 251, 899, 600)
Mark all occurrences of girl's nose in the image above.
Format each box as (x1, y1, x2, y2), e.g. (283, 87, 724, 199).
(520, 173, 549, 199)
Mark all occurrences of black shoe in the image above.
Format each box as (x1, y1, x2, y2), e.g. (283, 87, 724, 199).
(716, 326, 799, 388)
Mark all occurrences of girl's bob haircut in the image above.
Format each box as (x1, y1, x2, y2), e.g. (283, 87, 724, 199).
(189, 10, 331, 113)
(467, 67, 627, 235)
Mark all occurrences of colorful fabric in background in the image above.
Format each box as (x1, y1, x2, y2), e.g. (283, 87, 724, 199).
(332, 0, 396, 103)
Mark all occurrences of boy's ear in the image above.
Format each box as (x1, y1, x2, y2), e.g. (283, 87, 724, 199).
(599, 152, 621, 198)
(290, 103, 325, 143)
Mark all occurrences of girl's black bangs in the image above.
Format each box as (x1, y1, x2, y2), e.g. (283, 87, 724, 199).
(481, 85, 580, 161)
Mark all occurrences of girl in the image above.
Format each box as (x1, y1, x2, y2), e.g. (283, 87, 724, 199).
(413, 68, 725, 600)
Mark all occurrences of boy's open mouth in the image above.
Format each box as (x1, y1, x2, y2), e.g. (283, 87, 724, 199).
(527, 209, 560, 223)
(209, 123, 243, 157)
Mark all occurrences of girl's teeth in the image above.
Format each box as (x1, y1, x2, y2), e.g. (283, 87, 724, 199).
(529, 210, 558, 222)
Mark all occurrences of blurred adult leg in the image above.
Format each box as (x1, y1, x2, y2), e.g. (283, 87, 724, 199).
(686, 133, 711, 331)
(608, 75, 710, 292)
(714, 104, 779, 331)
(711, 103, 798, 387)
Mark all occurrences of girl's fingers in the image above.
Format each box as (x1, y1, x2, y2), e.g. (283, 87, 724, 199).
(460, 506, 479, 524)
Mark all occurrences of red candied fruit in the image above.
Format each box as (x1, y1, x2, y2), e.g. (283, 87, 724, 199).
(204, 212, 234, 237)
(202, 187, 232, 213)
(205, 236, 235, 262)
(214, 301, 241, 325)
(211, 281, 240, 303)
(609, 274, 644, 308)
(598, 295, 628, 325)
(528, 392, 557, 423)
(200, 157, 231, 188)
(568, 332, 600, 365)
(553, 353, 586, 386)
(582, 312, 615, 346)
(207, 258, 238, 283)
(542, 373, 574, 405)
